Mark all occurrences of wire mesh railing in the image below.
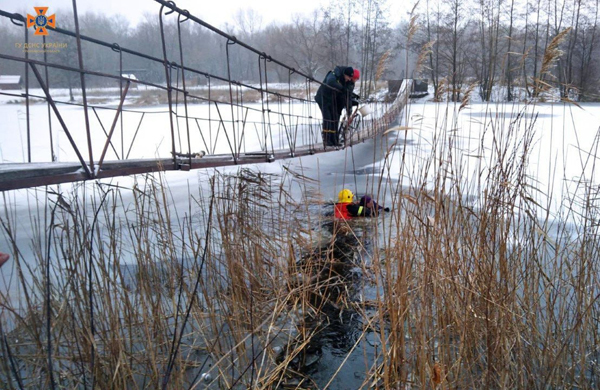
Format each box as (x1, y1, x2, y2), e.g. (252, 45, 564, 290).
(0, 0, 408, 191)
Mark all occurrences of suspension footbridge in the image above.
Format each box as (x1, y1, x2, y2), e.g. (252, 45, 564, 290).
(0, 0, 409, 192)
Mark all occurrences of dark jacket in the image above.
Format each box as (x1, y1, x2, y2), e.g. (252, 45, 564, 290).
(315, 66, 355, 114)
(347, 203, 377, 217)
(347, 197, 387, 217)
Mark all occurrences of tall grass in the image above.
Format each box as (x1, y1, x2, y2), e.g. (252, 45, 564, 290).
(367, 96, 600, 388)
(0, 169, 331, 388)
(1, 99, 600, 389)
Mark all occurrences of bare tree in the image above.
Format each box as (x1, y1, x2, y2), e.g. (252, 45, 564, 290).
(477, 0, 502, 101)
(233, 8, 263, 36)
(320, 9, 346, 66)
(6, 0, 600, 102)
(442, 0, 469, 101)
(576, 0, 600, 100)
(426, 0, 441, 93)
(254, 25, 288, 82)
(505, 0, 516, 101)
(563, 0, 582, 98)
(281, 12, 324, 79)
(358, 0, 392, 96)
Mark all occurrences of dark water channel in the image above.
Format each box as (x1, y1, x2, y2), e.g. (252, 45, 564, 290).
(290, 218, 383, 389)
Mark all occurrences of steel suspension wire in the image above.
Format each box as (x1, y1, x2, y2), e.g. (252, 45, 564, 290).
(111, 43, 125, 160)
(43, 35, 55, 162)
(72, 0, 95, 177)
(178, 11, 193, 166)
(23, 18, 31, 163)
(159, 3, 178, 168)
(0, 2, 408, 191)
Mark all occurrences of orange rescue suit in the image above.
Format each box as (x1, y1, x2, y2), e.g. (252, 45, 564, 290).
(336, 202, 365, 219)
(335, 202, 365, 219)
(334, 203, 351, 219)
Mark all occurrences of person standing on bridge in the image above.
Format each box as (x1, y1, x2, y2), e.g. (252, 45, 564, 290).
(315, 66, 359, 147)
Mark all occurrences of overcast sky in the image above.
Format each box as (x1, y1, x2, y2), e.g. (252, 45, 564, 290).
(1, 0, 412, 29)
(4, 0, 332, 28)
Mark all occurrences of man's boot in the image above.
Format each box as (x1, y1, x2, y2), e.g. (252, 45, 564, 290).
(323, 129, 338, 147)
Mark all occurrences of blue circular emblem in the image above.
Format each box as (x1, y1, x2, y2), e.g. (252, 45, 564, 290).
(36, 15, 47, 27)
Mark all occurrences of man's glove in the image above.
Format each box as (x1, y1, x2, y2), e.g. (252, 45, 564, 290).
(384, 207, 390, 212)
(351, 99, 359, 107)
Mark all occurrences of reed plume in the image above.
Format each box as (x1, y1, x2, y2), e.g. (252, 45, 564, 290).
(416, 40, 435, 75)
(434, 77, 447, 102)
(533, 27, 571, 97)
(407, 14, 419, 44)
(459, 82, 477, 111)
(375, 49, 392, 84)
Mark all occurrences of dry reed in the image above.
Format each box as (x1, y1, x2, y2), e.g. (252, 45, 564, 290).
(1, 92, 599, 389)
(533, 27, 572, 98)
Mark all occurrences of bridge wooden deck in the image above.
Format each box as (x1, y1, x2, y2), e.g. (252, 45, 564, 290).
(0, 144, 347, 191)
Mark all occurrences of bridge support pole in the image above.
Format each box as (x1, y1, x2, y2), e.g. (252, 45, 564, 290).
(158, 4, 178, 170)
(29, 63, 92, 178)
(97, 80, 131, 171)
(72, 0, 95, 178)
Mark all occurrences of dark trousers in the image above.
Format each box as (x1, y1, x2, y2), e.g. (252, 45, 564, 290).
(316, 99, 340, 146)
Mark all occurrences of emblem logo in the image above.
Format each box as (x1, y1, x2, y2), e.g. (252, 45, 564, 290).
(27, 7, 56, 36)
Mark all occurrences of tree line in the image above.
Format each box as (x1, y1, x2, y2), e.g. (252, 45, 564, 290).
(1, 0, 598, 102)
(414, 0, 600, 101)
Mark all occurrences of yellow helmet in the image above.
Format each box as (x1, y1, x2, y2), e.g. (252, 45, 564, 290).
(338, 189, 354, 203)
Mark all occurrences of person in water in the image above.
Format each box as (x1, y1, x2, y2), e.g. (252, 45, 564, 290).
(356, 195, 390, 216)
(334, 188, 356, 220)
(334, 189, 389, 219)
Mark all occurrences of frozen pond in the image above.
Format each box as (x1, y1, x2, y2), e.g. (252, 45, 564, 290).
(0, 100, 322, 162)
(391, 101, 600, 220)
(1, 97, 600, 388)
(2, 99, 600, 266)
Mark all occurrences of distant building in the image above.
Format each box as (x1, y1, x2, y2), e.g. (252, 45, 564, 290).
(121, 73, 138, 88)
(121, 73, 138, 81)
(0, 75, 22, 90)
(387, 79, 429, 98)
